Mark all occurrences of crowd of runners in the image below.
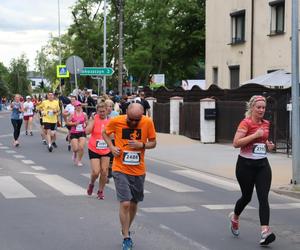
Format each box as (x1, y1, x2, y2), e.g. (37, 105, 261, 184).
(4, 91, 277, 249)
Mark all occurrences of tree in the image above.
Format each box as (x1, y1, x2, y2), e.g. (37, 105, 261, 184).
(8, 54, 31, 95)
(0, 62, 9, 97)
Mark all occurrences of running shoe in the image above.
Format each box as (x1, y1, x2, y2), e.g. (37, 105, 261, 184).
(87, 183, 94, 195)
(259, 228, 276, 246)
(48, 145, 53, 152)
(42, 140, 47, 145)
(97, 190, 104, 200)
(52, 142, 57, 148)
(122, 238, 133, 250)
(25, 131, 28, 135)
(30, 131, 33, 136)
(229, 212, 239, 237)
(68, 144, 71, 151)
(77, 161, 83, 167)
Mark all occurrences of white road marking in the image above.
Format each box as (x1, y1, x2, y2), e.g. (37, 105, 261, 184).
(0, 142, 2, 145)
(172, 169, 239, 191)
(35, 174, 86, 196)
(0, 176, 36, 199)
(81, 173, 150, 193)
(141, 206, 195, 213)
(21, 160, 35, 165)
(0, 134, 11, 138)
(146, 172, 202, 192)
(270, 203, 300, 209)
(159, 224, 211, 250)
(201, 204, 256, 210)
(30, 166, 47, 171)
(0, 146, 10, 149)
(13, 155, 25, 159)
(5, 150, 16, 154)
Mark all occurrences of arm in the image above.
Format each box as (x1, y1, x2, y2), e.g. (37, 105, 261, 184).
(85, 115, 94, 135)
(233, 128, 263, 148)
(102, 129, 121, 157)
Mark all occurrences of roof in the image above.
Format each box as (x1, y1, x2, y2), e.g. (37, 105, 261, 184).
(241, 70, 291, 88)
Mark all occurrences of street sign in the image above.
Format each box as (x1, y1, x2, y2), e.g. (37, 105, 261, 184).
(80, 67, 114, 76)
(56, 65, 69, 78)
(66, 56, 84, 74)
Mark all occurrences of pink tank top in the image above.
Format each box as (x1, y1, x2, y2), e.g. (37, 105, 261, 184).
(88, 114, 110, 155)
(70, 112, 86, 134)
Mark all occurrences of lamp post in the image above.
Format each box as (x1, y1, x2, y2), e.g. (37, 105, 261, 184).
(291, 0, 300, 186)
(57, 0, 62, 93)
(103, 0, 107, 94)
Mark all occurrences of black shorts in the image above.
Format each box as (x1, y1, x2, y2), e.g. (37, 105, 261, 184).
(88, 149, 112, 159)
(40, 118, 43, 126)
(43, 122, 56, 131)
(70, 132, 86, 140)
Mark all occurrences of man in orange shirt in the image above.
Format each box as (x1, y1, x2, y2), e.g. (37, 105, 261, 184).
(102, 103, 156, 250)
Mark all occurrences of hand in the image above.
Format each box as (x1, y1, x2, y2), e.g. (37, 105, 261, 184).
(266, 140, 275, 151)
(111, 146, 121, 157)
(254, 128, 264, 139)
(128, 140, 143, 149)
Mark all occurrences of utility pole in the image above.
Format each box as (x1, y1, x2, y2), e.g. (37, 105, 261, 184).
(291, 0, 300, 186)
(57, 0, 62, 93)
(103, 0, 107, 94)
(118, 0, 124, 95)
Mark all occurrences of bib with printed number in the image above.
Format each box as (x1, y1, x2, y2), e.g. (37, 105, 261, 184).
(96, 140, 108, 150)
(19, 113, 23, 119)
(76, 124, 84, 132)
(122, 151, 141, 166)
(252, 143, 266, 157)
(48, 110, 54, 116)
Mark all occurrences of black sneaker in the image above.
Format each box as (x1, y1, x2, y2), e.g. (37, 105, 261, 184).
(52, 142, 57, 148)
(48, 145, 53, 152)
(68, 144, 71, 151)
(42, 140, 47, 145)
(30, 131, 33, 136)
(25, 131, 28, 135)
(260, 228, 276, 246)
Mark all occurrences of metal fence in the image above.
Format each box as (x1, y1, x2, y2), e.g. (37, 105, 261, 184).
(179, 102, 200, 140)
(153, 102, 170, 133)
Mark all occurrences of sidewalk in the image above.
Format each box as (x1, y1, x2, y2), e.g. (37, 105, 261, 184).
(146, 133, 300, 199)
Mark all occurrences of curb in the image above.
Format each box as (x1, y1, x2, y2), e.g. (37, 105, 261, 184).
(272, 186, 300, 200)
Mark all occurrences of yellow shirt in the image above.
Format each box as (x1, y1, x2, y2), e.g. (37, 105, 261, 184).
(40, 100, 60, 123)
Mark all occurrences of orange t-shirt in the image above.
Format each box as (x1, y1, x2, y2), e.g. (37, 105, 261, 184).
(105, 115, 156, 176)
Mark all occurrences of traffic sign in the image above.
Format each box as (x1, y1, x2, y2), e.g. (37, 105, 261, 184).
(56, 65, 69, 78)
(66, 56, 84, 74)
(80, 67, 114, 76)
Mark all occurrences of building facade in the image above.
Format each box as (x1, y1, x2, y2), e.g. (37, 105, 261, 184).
(206, 0, 292, 89)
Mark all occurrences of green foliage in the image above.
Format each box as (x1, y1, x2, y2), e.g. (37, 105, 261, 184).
(8, 54, 31, 96)
(34, 0, 205, 92)
(0, 62, 9, 96)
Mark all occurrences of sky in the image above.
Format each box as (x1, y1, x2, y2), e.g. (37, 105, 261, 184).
(0, 0, 76, 70)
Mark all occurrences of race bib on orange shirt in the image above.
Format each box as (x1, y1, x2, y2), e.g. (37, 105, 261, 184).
(122, 151, 141, 165)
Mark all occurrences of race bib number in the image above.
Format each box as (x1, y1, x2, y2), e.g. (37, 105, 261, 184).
(75, 124, 84, 132)
(48, 110, 54, 116)
(253, 143, 266, 156)
(96, 140, 108, 150)
(122, 151, 141, 166)
(19, 113, 23, 119)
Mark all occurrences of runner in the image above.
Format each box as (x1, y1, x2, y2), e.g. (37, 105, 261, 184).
(10, 94, 24, 147)
(23, 96, 34, 136)
(66, 101, 87, 166)
(36, 95, 47, 145)
(105, 99, 119, 118)
(85, 102, 111, 199)
(39, 92, 60, 152)
(63, 95, 77, 151)
(102, 103, 156, 250)
(229, 95, 276, 246)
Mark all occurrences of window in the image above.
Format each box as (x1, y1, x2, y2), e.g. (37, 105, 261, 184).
(212, 67, 218, 85)
(270, 0, 285, 35)
(230, 10, 246, 44)
(229, 65, 240, 89)
(31, 80, 35, 86)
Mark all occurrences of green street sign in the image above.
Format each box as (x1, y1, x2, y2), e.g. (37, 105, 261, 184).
(80, 67, 114, 76)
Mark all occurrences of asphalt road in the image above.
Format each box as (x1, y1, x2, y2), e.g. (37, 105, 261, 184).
(0, 111, 299, 250)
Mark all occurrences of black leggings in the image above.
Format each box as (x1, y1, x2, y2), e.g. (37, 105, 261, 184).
(234, 155, 272, 225)
(11, 119, 23, 140)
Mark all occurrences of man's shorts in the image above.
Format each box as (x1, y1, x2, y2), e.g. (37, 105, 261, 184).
(112, 171, 145, 203)
(43, 122, 56, 131)
(88, 149, 112, 159)
(23, 115, 33, 121)
(70, 132, 86, 140)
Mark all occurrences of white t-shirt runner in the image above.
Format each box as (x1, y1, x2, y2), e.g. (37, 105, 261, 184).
(23, 101, 34, 116)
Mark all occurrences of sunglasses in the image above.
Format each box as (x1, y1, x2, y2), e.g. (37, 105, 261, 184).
(127, 117, 141, 122)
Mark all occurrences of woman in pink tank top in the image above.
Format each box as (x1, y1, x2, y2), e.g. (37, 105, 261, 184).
(85, 102, 111, 200)
(66, 101, 87, 167)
